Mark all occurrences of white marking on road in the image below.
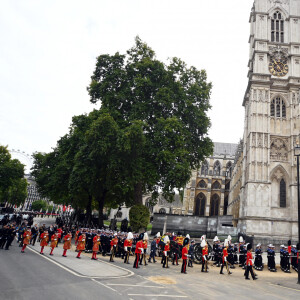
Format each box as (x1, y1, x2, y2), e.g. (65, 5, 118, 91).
(27, 246, 133, 279)
(128, 295, 187, 298)
(269, 283, 300, 292)
(96, 257, 135, 277)
(91, 278, 121, 295)
(107, 284, 165, 288)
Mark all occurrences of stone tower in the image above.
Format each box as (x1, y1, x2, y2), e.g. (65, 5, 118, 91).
(231, 0, 300, 244)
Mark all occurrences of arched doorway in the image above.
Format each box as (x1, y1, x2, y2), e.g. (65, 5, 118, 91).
(194, 193, 206, 216)
(210, 194, 220, 216)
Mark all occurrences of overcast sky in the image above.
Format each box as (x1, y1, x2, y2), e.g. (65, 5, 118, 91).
(0, 0, 253, 170)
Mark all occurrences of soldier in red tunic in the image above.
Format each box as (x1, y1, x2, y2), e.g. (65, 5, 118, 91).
(245, 244, 257, 280)
(201, 240, 209, 272)
(124, 232, 133, 264)
(76, 233, 86, 259)
(110, 233, 118, 262)
(181, 237, 189, 274)
(140, 233, 148, 266)
(62, 232, 72, 257)
(21, 227, 32, 253)
(92, 233, 101, 260)
(49, 232, 58, 256)
(133, 233, 144, 269)
(75, 229, 80, 246)
(40, 230, 49, 255)
(220, 239, 232, 275)
(162, 236, 170, 268)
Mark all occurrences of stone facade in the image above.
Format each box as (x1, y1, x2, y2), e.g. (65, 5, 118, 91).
(183, 142, 237, 217)
(228, 0, 300, 244)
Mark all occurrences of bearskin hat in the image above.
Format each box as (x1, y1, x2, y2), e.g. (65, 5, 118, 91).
(288, 240, 291, 246)
(247, 243, 252, 251)
(183, 237, 189, 246)
(138, 233, 144, 241)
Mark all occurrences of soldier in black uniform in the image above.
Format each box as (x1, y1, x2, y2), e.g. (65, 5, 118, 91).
(239, 238, 246, 269)
(267, 244, 276, 272)
(5, 225, 16, 250)
(228, 243, 235, 268)
(85, 229, 94, 253)
(30, 224, 38, 246)
(148, 237, 157, 263)
(254, 244, 263, 271)
(188, 240, 195, 267)
(291, 245, 298, 272)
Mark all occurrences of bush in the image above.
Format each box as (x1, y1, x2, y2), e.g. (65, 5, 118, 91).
(129, 205, 150, 232)
(31, 200, 48, 212)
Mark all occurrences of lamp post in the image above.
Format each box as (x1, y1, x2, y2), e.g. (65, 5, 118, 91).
(294, 142, 300, 284)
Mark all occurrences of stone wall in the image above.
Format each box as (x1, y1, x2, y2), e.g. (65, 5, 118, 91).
(151, 214, 237, 239)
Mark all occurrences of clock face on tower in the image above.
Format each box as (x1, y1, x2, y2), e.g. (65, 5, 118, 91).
(269, 58, 288, 77)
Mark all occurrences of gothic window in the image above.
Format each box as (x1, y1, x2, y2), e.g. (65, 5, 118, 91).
(271, 97, 286, 118)
(201, 161, 209, 175)
(211, 181, 221, 190)
(213, 161, 221, 176)
(226, 161, 232, 178)
(280, 179, 286, 207)
(271, 11, 284, 43)
(197, 180, 207, 189)
(194, 193, 206, 216)
(210, 194, 220, 216)
(159, 208, 166, 214)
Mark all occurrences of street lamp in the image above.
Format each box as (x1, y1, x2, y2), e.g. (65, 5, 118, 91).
(294, 142, 300, 284)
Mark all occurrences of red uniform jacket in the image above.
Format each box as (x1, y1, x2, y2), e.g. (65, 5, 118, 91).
(92, 235, 101, 252)
(182, 246, 188, 260)
(23, 230, 31, 245)
(63, 233, 72, 250)
(246, 251, 253, 266)
(288, 245, 292, 254)
(110, 237, 118, 247)
(202, 247, 208, 261)
(135, 240, 143, 254)
(50, 233, 58, 248)
(143, 240, 148, 249)
(40, 232, 49, 247)
(77, 234, 86, 251)
(124, 239, 132, 248)
(222, 248, 228, 263)
(175, 236, 184, 246)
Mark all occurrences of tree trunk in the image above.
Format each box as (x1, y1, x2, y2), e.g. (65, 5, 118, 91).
(97, 194, 105, 228)
(134, 182, 143, 205)
(86, 195, 92, 226)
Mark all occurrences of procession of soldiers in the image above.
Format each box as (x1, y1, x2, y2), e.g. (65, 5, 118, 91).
(1, 217, 299, 281)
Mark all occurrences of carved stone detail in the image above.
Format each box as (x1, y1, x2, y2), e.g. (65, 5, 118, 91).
(264, 134, 268, 147)
(270, 137, 288, 161)
(258, 133, 263, 147)
(252, 133, 256, 146)
(269, 46, 288, 64)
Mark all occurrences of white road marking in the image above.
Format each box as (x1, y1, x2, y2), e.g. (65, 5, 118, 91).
(91, 278, 121, 295)
(128, 295, 187, 298)
(107, 284, 165, 288)
(268, 283, 300, 292)
(27, 246, 133, 279)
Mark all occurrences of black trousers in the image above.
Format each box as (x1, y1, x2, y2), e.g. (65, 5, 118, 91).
(133, 253, 140, 268)
(162, 254, 168, 268)
(245, 265, 255, 279)
(181, 259, 187, 273)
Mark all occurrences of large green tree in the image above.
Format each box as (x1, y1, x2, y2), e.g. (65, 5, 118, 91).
(88, 37, 214, 205)
(0, 145, 27, 206)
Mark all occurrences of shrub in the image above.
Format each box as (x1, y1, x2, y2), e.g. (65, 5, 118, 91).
(129, 205, 150, 232)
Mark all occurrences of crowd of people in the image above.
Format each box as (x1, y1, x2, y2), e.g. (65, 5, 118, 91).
(0, 218, 299, 280)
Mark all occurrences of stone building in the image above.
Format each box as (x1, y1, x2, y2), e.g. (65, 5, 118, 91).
(183, 142, 237, 216)
(228, 0, 300, 245)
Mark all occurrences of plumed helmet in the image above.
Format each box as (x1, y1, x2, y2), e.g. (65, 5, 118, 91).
(288, 240, 291, 246)
(224, 239, 229, 247)
(172, 232, 175, 236)
(114, 233, 117, 236)
(201, 235, 206, 241)
(201, 240, 206, 248)
(144, 233, 148, 240)
(127, 232, 133, 240)
(239, 236, 244, 243)
(186, 234, 190, 239)
(227, 235, 232, 241)
(247, 243, 252, 251)
(164, 235, 170, 243)
(213, 236, 219, 242)
(156, 232, 161, 238)
(183, 237, 189, 246)
(139, 233, 144, 241)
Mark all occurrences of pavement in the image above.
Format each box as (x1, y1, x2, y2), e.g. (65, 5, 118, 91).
(1, 237, 300, 300)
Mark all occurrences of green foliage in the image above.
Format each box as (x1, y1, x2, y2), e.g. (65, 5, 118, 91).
(31, 200, 48, 212)
(0, 145, 27, 205)
(129, 204, 150, 232)
(87, 36, 214, 204)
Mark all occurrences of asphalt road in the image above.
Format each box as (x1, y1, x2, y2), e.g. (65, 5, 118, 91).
(1, 238, 300, 300)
